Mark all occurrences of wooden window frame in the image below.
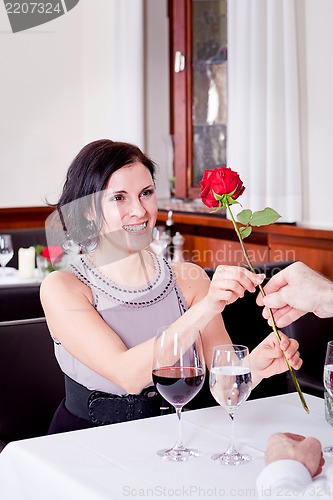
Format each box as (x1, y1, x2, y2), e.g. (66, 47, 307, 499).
(169, 0, 201, 200)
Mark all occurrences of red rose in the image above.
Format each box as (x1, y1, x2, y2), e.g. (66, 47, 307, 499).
(200, 167, 245, 208)
(40, 246, 63, 262)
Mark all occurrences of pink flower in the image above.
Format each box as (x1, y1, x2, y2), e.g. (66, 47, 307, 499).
(40, 246, 63, 262)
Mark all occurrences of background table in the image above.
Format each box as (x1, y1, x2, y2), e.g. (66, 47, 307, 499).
(0, 393, 331, 500)
(0, 267, 41, 286)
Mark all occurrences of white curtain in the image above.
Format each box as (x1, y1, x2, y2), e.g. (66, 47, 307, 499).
(83, 0, 145, 149)
(228, 0, 302, 222)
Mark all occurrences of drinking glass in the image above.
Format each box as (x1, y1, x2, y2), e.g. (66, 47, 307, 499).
(152, 326, 205, 461)
(209, 344, 252, 465)
(0, 234, 14, 276)
(323, 340, 333, 454)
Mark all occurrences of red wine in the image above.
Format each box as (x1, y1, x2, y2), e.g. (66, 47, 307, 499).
(152, 366, 205, 406)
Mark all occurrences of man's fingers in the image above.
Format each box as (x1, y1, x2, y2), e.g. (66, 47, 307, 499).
(262, 291, 288, 309)
(261, 271, 289, 295)
(262, 305, 306, 328)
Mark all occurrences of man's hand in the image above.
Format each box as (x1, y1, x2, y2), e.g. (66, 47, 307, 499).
(256, 262, 333, 327)
(265, 432, 324, 478)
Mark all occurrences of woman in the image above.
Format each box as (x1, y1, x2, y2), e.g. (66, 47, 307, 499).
(41, 139, 301, 433)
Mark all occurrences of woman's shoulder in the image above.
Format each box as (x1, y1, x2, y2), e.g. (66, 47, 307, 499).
(40, 269, 92, 301)
(171, 261, 211, 306)
(171, 261, 211, 287)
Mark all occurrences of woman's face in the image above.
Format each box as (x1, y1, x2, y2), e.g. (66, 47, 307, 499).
(97, 162, 157, 255)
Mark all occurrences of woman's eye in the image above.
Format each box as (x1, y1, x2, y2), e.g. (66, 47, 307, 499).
(110, 194, 123, 202)
(141, 189, 154, 198)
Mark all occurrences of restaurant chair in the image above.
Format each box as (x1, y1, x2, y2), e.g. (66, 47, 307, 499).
(187, 261, 294, 410)
(0, 284, 44, 321)
(0, 227, 46, 322)
(284, 313, 333, 397)
(0, 317, 65, 447)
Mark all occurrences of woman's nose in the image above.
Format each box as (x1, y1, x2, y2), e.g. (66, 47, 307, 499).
(128, 198, 146, 217)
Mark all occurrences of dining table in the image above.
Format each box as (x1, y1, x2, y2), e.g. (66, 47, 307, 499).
(0, 392, 331, 500)
(0, 267, 42, 287)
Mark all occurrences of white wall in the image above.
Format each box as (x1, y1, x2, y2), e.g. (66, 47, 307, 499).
(0, 2, 84, 206)
(1, 0, 333, 229)
(0, 0, 147, 208)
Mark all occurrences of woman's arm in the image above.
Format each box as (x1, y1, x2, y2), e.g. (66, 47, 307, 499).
(40, 270, 158, 393)
(41, 263, 263, 394)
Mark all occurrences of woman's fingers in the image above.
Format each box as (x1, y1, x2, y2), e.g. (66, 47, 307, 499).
(277, 333, 302, 370)
(212, 266, 265, 296)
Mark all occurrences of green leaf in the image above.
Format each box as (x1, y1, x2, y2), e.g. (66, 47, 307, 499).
(34, 244, 45, 257)
(226, 197, 240, 206)
(213, 191, 224, 201)
(237, 209, 252, 225)
(239, 226, 252, 239)
(249, 207, 281, 227)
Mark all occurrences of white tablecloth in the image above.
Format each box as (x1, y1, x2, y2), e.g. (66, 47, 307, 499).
(0, 268, 41, 287)
(0, 393, 331, 500)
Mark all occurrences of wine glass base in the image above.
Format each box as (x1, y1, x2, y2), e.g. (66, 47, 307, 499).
(157, 447, 200, 462)
(211, 451, 252, 466)
(323, 446, 333, 456)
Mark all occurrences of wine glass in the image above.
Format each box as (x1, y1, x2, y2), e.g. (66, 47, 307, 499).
(0, 234, 14, 276)
(152, 326, 205, 461)
(323, 340, 333, 455)
(209, 344, 252, 465)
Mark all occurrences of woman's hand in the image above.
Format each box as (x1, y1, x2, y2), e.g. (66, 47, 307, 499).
(250, 332, 302, 386)
(204, 266, 265, 315)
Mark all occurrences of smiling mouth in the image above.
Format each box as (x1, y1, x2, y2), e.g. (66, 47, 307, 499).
(122, 221, 148, 233)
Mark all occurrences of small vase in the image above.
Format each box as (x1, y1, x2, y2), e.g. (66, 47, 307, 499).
(36, 256, 50, 279)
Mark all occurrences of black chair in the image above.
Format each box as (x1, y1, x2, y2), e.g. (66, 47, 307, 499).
(0, 317, 64, 448)
(0, 284, 44, 321)
(285, 313, 333, 397)
(188, 261, 294, 409)
(0, 227, 47, 321)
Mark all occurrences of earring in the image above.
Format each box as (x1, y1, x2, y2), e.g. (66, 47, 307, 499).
(61, 233, 81, 255)
(86, 220, 94, 231)
(85, 219, 98, 252)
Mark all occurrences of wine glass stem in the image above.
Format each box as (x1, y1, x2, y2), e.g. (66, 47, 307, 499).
(226, 412, 237, 454)
(173, 406, 184, 450)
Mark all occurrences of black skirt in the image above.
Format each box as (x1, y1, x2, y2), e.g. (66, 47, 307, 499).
(48, 376, 174, 435)
(48, 398, 98, 434)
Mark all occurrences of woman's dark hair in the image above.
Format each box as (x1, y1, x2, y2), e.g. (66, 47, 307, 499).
(53, 139, 156, 249)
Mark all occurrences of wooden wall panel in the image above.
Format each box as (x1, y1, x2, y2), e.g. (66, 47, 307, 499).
(0, 207, 53, 230)
(157, 211, 333, 280)
(270, 243, 333, 279)
(182, 235, 269, 268)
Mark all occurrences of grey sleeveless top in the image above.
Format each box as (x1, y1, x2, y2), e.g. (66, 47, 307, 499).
(54, 251, 188, 395)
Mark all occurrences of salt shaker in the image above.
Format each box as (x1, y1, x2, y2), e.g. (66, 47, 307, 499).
(172, 232, 185, 262)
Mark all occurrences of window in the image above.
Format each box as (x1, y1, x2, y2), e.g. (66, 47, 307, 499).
(169, 0, 228, 199)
